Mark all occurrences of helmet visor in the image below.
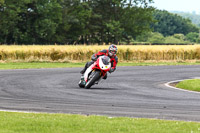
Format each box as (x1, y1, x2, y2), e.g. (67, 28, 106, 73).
(109, 50, 116, 56)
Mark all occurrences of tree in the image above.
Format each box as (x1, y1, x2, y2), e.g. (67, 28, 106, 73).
(18, 0, 63, 44)
(0, 0, 62, 44)
(121, 5, 154, 40)
(0, 0, 155, 44)
(0, 0, 23, 43)
(56, 0, 154, 44)
(171, 11, 200, 28)
(88, 0, 124, 44)
(88, 0, 154, 44)
(151, 10, 199, 36)
(0, 0, 4, 4)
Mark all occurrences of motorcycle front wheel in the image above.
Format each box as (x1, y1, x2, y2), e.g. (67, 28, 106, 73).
(85, 71, 101, 89)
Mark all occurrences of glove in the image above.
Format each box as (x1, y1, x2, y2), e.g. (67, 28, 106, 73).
(109, 68, 115, 73)
(91, 54, 97, 61)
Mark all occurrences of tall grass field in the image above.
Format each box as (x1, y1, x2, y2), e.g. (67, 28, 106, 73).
(1, 45, 200, 62)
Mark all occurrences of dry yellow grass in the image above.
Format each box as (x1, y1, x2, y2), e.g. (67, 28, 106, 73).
(0, 45, 200, 62)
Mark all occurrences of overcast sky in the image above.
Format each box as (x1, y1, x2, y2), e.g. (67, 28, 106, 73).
(151, 0, 200, 14)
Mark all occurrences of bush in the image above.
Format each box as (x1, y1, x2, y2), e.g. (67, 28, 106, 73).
(147, 32, 165, 43)
(164, 36, 186, 43)
(186, 32, 199, 42)
(173, 34, 186, 41)
(136, 32, 196, 44)
(135, 32, 151, 42)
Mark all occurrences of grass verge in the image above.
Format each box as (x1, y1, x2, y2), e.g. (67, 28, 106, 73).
(1, 62, 200, 69)
(176, 79, 200, 92)
(0, 111, 200, 133)
(0, 62, 85, 69)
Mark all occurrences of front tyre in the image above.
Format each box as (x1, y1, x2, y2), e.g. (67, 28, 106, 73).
(78, 81, 85, 88)
(85, 71, 101, 89)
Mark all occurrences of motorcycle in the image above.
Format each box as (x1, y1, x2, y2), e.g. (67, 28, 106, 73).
(79, 55, 111, 89)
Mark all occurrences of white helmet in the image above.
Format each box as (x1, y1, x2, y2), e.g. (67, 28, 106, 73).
(108, 44, 117, 56)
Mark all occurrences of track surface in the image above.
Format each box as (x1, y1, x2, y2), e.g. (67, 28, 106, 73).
(1, 66, 200, 121)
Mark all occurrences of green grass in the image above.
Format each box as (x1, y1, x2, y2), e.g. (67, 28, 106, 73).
(1, 62, 200, 69)
(176, 79, 200, 92)
(0, 62, 85, 69)
(0, 111, 200, 133)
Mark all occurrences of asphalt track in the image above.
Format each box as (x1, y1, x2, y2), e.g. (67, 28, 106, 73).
(1, 65, 200, 122)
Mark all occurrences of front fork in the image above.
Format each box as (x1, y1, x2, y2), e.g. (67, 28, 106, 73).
(84, 65, 102, 83)
(84, 65, 93, 82)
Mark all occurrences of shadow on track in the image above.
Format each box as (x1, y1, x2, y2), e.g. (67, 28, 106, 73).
(87, 87, 118, 90)
(74, 86, 118, 90)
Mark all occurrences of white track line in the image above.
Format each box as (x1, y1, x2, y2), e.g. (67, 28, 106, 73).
(0, 109, 41, 113)
(165, 78, 200, 94)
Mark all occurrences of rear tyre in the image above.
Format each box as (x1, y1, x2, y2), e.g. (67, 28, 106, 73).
(85, 71, 101, 89)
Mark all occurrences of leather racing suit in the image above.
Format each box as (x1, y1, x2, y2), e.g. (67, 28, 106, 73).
(80, 49, 118, 78)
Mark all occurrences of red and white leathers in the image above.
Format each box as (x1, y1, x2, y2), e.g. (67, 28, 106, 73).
(84, 56, 111, 82)
(93, 49, 118, 72)
(80, 49, 118, 75)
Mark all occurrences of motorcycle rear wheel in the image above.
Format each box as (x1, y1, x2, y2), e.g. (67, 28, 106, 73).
(85, 71, 101, 89)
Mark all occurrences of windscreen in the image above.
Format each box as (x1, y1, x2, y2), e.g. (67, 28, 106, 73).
(101, 56, 110, 65)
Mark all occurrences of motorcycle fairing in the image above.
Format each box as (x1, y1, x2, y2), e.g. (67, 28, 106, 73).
(84, 63, 94, 82)
(84, 56, 111, 83)
(99, 56, 111, 71)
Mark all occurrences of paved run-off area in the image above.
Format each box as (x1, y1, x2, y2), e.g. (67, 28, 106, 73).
(0, 65, 200, 121)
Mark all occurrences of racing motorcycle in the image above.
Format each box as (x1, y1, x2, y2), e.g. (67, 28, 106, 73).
(78, 55, 111, 89)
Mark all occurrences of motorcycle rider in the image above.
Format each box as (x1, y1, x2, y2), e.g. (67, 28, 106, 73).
(80, 44, 118, 80)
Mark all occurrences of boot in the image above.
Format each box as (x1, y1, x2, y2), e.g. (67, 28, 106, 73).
(80, 68, 86, 74)
(80, 61, 94, 74)
(80, 63, 88, 74)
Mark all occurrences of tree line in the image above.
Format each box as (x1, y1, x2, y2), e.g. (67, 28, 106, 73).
(141, 10, 200, 44)
(151, 10, 199, 37)
(0, 0, 199, 45)
(172, 11, 200, 27)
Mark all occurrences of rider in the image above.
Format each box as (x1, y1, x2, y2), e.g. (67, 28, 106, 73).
(80, 44, 118, 79)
